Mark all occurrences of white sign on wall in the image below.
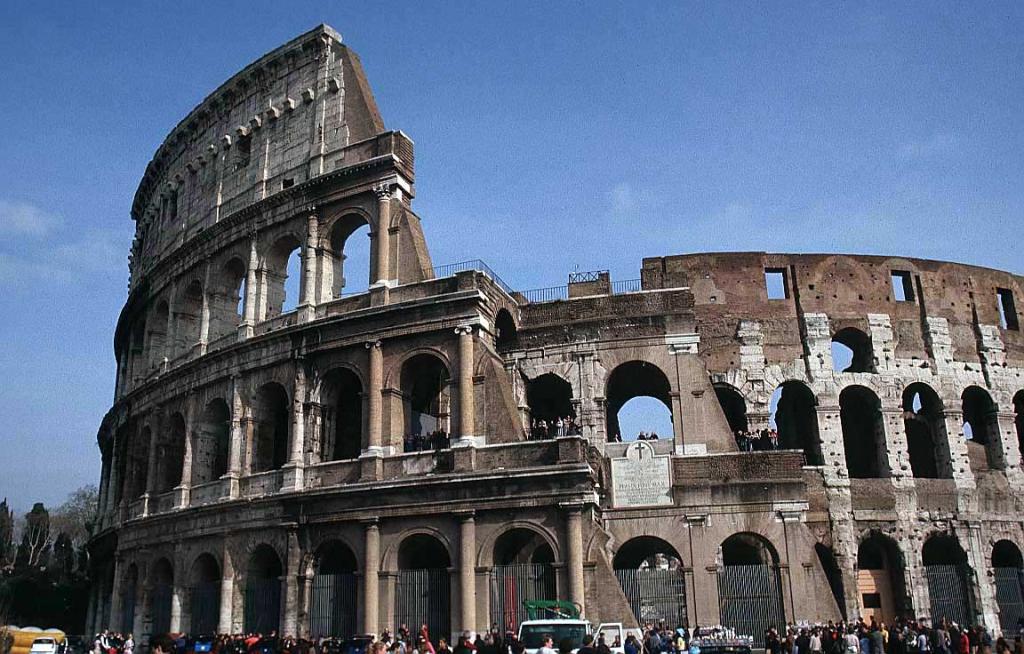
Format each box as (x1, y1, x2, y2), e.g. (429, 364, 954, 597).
(610, 440, 673, 508)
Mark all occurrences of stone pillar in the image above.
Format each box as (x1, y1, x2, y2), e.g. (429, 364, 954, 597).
(176, 396, 196, 509)
(372, 183, 392, 286)
(459, 513, 477, 634)
(943, 410, 977, 490)
(170, 584, 184, 632)
(284, 361, 307, 490)
(164, 285, 176, 366)
(365, 341, 383, 455)
(282, 531, 301, 637)
(564, 503, 586, 617)
(225, 376, 243, 499)
(109, 558, 123, 632)
(240, 235, 258, 339)
(964, 523, 1000, 631)
(995, 411, 1024, 486)
(881, 406, 915, 488)
(199, 263, 211, 355)
(219, 574, 235, 634)
(455, 325, 477, 446)
(299, 211, 319, 322)
(363, 521, 381, 636)
(105, 438, 122, 516)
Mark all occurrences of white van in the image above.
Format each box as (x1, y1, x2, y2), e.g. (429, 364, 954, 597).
(518, 619, 625, 654)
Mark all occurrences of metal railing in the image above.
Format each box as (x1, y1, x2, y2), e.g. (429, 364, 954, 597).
(519, 285, 569, 303)
(568, 269, 607, 283)
(612, 278, 642, 294)
(432, 259, 515, 295)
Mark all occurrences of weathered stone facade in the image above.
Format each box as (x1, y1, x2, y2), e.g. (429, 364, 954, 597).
(88, 24, 1024, 645)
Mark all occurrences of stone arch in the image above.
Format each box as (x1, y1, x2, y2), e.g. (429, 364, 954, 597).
(839, 385, 889, 478)
(189, 552, 221, 635)
(831, 327, 874, 373)
(192, 398, 231, 485)
(149, 556, 175, 636)
(262, 232, 304, 318)
(209, 255, 247, 342)
(398, 352, 451, 449)
(494, 308, 518, 350)
(921, 532, 973, 627)
(251, 382, 290, 473)
(605, 360, 674, 442)
(308, 539, 359, 639)
(962, 385, 1002, 471)
(856, 531, 908, 624)
(713, 383, 749, 435)
(320, 367, 364, 461)
(383, 526, 455, 572)
(902, 382, 952, 479)
(155, 412, 187, 494)
(125, 425, 152, 499)
(148, 300, 170, 370)
(393, 531, 452, 640)
(322, 212, 372, 298)
(526, 373, 575, 438)
(244, 544, 284, 634)
(488, 526, 558, 630)
(478, 522, 561, 568)
(173, 278, 204, 358)
(613, 536, 683, 569)
(718, 532, 786, 637)
(771, 381, 823, 464)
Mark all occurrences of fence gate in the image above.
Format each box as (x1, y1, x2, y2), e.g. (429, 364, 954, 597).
(490, 564, 556, 632)
(395, 569, 450, 640)
(925, 564, 972, 628)
(615, 568, 688, 628)
(191, 581, 221, 634)
(150, 583, 173, 635)
(309, 572, 358, 638)
(718, 564, 785, 638)
(244, 578, 282, 634)
(994, 567, 1024, 632)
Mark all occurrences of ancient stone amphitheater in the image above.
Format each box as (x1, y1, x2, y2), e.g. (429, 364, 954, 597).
(87, 24, 1024, 644)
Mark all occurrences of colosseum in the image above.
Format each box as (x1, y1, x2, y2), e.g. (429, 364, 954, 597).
(87, 24, 1024, 645)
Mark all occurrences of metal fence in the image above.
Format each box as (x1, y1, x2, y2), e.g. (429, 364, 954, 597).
(519, 285, 569, 303)
(191, 582, 221, 635)
(394, 569, 451, 640)
(717, 564, 785, 639)
(244, 578, 282, 634)
(490, 564, 557, 632)
(611, 279, 642, 294)
(150, 583, 173, 636)
(309, 573, 358, 639)
(121, 582, 136, 633)
(925, 564, 972, 628)
(615, 568, 688, 628)
(995, 567, 1024, 632)
(432, 260, 515, 295)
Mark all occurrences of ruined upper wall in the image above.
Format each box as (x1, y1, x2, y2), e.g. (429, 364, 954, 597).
(128, 25, 386, 283)
(642, 252, 1024, 370)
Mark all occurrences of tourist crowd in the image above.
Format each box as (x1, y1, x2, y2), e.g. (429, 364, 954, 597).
(403, 430, 451, 452)
(734, 428, 781, 452)
(529, 417, 581, 440)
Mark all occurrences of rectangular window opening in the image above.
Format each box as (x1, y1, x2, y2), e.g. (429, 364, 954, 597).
(765, 268, 788, 300)
(997, 288, 1019, 330)
(891, 271, 914, 302)
(862, 593, 882, 609)
(282, 177, 294, 189)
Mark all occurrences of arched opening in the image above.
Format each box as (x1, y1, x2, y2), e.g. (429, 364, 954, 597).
(814, 544, 846, 621)
(395, 534, 451, 639)
(320, 368, 364, 461)
(857, 533, 908, 625)
(263, 235, 303, 319)
(770, 382, 823, 464)
(325, 215, 372, 297)
(495, 309, 518, 350)
(193, 399, 230, 485)
(252, 383, 290, 473)
(718, 533, 785, 638)
(129, 319, 146, 387)
(902, 383, 951, 479)
(148, 301, 169, 370)
(209, 257, 247, 342)
(245, 545, 283, 634)
(962, 386, 1001, 471)
(156, 413, 186, 494)
(174, 280, 204, 358)
(713, 384, 749, 447)
(839, 386, 889, 478)
(149, 557, 174, 636)
(189, 553, 221, 635)
(606, 361, 673, 442)
(121, 564, 138, 634)
(400, 354, 451, 452)
(526, 373, 576, 440)
(992, 540, 1024, 632)
(1014, 391, 1024, 463)
(310, 541, 358, 639)
(491, 529, 557, 632)
(832, 327, 874, 373)
(613, 537, 687, 628)
(125, 426, 151, 500)
(922, 534, 972, 627)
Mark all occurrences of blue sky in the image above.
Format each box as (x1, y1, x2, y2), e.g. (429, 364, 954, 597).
(1, 1, 1022, 512)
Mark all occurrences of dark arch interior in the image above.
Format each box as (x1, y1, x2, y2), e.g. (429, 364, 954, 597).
(832, 327, 874, 373)
(903, 383, 947, 479)
(962, 386, 997, 446)
(494, 528, 555, 566)
(317, 541, 358, 575)
(191, 553, 221, 585)
(321, 368, 363, 461)
(773, 382, 823, 464)
(195, 399, 231, 484)
(249, 545, 284, 579)
(149, 301, 170, 369)
(157, 413, 187, 493)
(613, 536, 683, 569)
(839, 385, 888, 479)
(152, 557, 174, 586)
(722, 533, 778, 566)
(527, 373, 575, 428)
(815, 543, 847, 620)
(605, 361, 673, 441)
(714, 384, 748, 433)
(857, 533, 909, 615)
(175, 280, 204, 357)
(401, 354, 450, 439)
(922, 535, 968, 566)
(253, 383, 289, 472)
(398, 534, 451, 570)
(1015, 391, 1024, 461)
(495, 309, 517, 350)
(992, 540, 1023, 569)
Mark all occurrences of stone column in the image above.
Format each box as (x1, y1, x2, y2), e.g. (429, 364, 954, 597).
(240, 235, 258, 339)
(299, 211, 319, 322)
(176, 396, 196, 509)
(164, 284, 176, 366)
(219, 572, 235, 634)
(105, 438, 122, 516)
(363, 520, 381, 636)
(109, 558, 123, 632)
(283, 361, 307, 491)
(170, 584, 184, 632)
(564, 503, 586, 617)
(964, 523, 1000, 631)
(455, 325, 476, 446)
(942, 410, 977, 490)
(225, 376, 243, 499)
(996, 411, 1024, 485)
(199, 263, 211, 355)
(372, 183, 392, 286)
(365, 341, 383, 455)
(282, 531, 301, 638)
(459, 513, 477, 634)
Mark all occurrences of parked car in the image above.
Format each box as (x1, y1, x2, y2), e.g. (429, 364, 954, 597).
(30, 637, 61, 654)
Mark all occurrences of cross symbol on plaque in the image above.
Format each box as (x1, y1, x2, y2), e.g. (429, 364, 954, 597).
(629, 442, 646, 460)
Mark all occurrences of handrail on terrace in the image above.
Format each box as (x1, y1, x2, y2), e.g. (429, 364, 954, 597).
(432, 259, 516, 295)
(431, 260, 645, 304)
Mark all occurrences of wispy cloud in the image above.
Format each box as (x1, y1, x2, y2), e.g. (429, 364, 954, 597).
(897, 130, 960, 160)
(0, 200, 62, 237)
